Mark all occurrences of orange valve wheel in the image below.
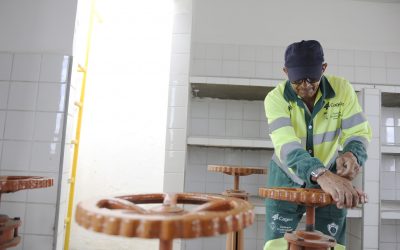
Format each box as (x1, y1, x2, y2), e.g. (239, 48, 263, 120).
(259, 187, 337, 250)
(75, 193, 255, 250)
(208, 165, 267, 200)
(0, 176, 54, 250)
(0, 176, 54, 193)
(207, 165, 267, 177)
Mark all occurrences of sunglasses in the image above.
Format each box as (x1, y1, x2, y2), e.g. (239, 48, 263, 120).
(291, 77, 321, 85)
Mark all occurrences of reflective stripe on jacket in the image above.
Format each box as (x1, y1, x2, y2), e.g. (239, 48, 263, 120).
(264, 75, 372, 186)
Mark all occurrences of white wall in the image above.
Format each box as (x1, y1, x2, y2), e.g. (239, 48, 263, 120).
(192, 0, 400, 52)
(0, 0, 78, 249)
(0, 52, 72, 250)
(69, 1, 174, 249)
(0, 0, 78, 54)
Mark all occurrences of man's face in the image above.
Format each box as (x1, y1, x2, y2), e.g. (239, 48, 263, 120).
(291, 79, 321, 100)
(284, 63, 327, 100)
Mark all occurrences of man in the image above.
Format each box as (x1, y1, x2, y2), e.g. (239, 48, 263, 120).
(263, 40, 371, 250)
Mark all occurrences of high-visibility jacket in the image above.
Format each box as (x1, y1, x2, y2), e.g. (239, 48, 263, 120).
(264, 75, 372, 187)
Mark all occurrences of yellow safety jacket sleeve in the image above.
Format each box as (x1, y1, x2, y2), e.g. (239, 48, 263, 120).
(339, 82, 371, 166)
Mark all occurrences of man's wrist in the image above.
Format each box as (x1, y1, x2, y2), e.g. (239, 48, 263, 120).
(310, 168, 328, 183)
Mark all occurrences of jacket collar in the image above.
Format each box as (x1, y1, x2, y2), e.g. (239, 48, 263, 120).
(283, 75, 335, 104)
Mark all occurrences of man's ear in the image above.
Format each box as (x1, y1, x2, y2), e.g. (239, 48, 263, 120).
(283, 67, 288, 76)
(322, 63, 328, 73)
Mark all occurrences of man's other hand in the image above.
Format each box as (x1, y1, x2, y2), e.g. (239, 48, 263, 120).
(336, 152, 360, 180)
(316, 170, 367, 209)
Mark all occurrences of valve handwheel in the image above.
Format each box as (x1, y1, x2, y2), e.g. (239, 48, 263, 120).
(0, 176, 54, 193)
(75, 193, 254, 250)
(259, 187, 337, 250)
(208, 165, 267, 200)
(0, 176, 54, 250)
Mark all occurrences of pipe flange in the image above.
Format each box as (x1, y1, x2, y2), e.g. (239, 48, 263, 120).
(285, 230, 336, 249)
(0, 215, 21, 249)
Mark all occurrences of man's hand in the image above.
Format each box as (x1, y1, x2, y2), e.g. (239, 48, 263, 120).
(336, 152, 360, 180)
(354, 186, 368, 204)
(316, 170, 367, 209)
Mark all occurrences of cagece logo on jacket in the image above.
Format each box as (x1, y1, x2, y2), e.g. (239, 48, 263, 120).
(323, 101, 345, 120)
(264, 75, 372, 186)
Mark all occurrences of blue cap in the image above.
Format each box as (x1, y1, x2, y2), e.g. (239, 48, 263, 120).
(284, 40, 324, 82)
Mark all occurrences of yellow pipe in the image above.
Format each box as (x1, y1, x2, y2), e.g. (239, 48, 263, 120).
(63, 0, 97, 249)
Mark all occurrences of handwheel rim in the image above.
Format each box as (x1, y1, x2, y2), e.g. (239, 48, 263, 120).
(207, 165, 267, 176)
(0, 176, 54, 193)
(258, 187, 334, 206)
(75, 192, 254, 240)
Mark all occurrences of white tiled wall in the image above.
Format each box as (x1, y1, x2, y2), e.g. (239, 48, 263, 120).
(190, 98, 268, 139)
(163, 0, 193, 196)
(0, 52, 71, 250)
(191, 43, 285, 80)
(191, 43, 400, 86)
(380, 219, 400, 250)
(361, 88, 381, 250)
(347, 218, 363, 250)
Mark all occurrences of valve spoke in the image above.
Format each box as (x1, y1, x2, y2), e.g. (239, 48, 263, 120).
(191, 200, 232, 213)
(97, 198, 147, 214)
